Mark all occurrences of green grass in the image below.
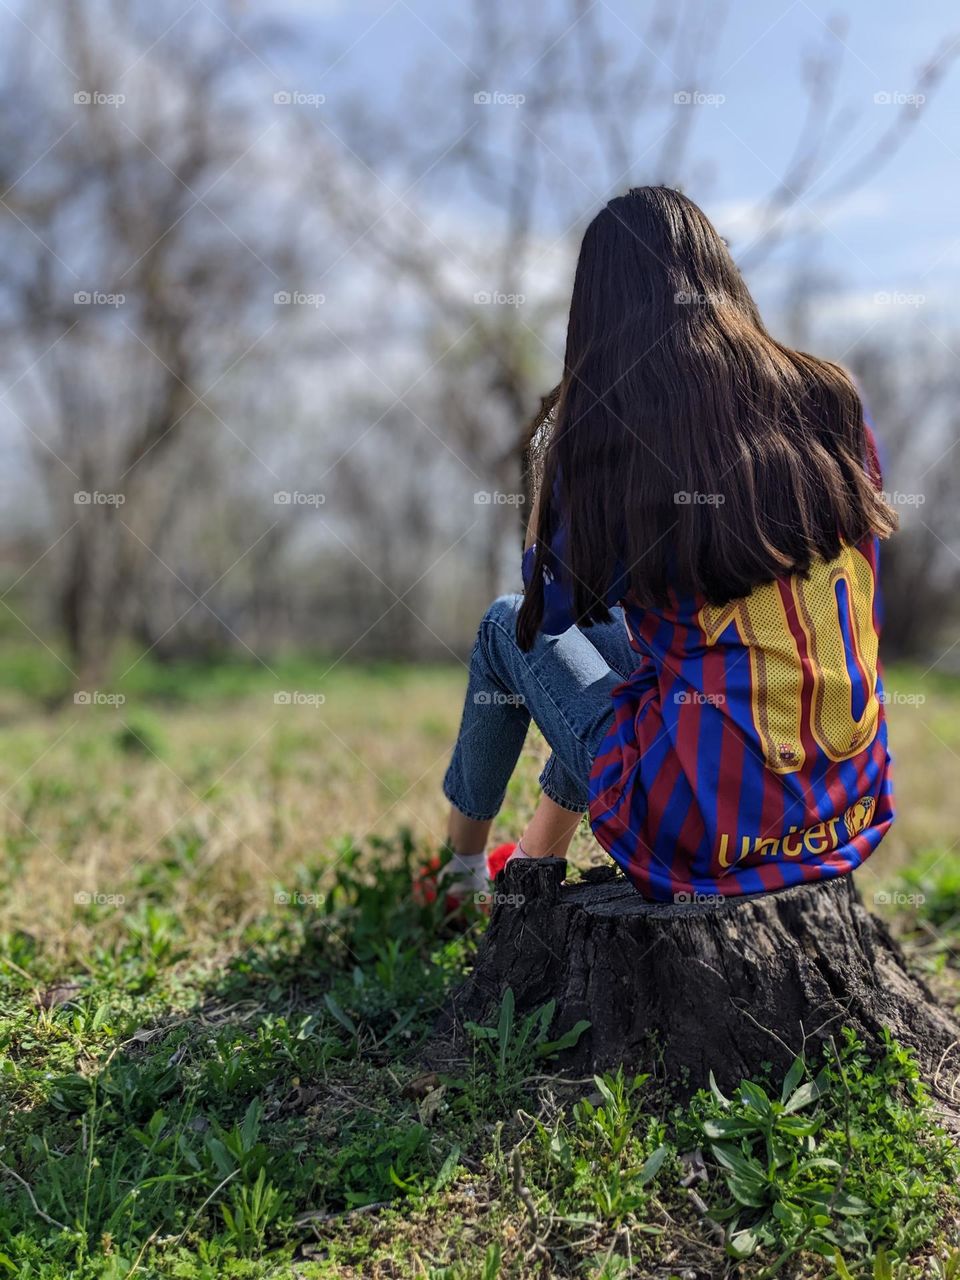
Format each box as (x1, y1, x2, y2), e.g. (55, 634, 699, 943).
(3, 839, 959, 1278)
(1, 646, 960, 1276)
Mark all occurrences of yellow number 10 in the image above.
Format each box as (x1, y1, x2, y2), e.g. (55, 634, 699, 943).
(699, 545, 880, 774)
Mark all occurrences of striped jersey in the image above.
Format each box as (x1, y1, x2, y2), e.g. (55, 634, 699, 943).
(524, 431, 894, 902)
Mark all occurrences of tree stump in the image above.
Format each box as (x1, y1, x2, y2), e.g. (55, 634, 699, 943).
(447, 858, 960, 1101)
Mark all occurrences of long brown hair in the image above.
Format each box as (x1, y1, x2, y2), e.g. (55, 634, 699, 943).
(516, 186, 897, 650)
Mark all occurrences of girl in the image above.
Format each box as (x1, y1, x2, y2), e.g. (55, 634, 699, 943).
(437, 186, 897, 907)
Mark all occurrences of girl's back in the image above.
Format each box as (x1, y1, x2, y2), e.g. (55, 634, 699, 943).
(589, 532, 891, 900)
(517, 187, 897, 900)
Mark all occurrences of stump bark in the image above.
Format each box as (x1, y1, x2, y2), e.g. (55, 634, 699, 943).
(447, 858, 960, 1100)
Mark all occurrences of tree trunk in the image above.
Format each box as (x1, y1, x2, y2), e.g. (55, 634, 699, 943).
(446, 859, 960, 1103)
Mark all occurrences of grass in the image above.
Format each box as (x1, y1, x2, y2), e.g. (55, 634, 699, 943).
(1, 642, 960, 1276)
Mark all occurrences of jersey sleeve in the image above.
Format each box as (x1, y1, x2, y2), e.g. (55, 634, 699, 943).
(522, 527, 628, 636)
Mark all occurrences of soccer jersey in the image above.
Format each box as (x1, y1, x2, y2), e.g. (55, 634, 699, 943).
(522, 434, 894, 902)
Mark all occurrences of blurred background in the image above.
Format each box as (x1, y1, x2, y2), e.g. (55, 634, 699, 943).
(2, 0, 960, 677)
(1, 0, 959, 940)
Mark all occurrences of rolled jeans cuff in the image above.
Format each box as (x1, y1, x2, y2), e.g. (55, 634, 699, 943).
(538, 754, 588, 813)
(442, 766, 502, 823)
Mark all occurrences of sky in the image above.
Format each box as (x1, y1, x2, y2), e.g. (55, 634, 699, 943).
(253, 0, 960, 330)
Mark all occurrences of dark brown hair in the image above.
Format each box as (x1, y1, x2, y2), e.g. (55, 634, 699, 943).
(516, 186, 897, 650)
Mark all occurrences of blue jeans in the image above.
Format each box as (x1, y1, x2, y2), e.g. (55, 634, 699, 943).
(443, 593, 635, 820)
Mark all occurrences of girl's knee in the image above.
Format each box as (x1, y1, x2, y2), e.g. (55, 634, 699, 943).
(472, 593, 523, 676)
(482, 593, 523, 632)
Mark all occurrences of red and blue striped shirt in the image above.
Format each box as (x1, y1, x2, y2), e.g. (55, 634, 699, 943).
(524, 430, 894, 902)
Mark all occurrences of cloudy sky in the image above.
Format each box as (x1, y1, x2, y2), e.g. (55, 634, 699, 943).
(253, 0, 960, 331)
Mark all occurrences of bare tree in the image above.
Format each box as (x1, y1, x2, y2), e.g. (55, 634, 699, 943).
(0, 0, 956, 670)
(0, 0, 306, 681)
